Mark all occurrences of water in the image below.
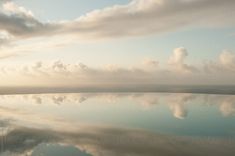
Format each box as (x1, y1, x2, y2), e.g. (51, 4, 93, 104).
(0, 93, 234, 156)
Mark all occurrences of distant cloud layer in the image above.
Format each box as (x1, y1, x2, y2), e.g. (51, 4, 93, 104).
(0, 47, 235, 88)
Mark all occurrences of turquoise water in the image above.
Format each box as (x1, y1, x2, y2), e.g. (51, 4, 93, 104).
(0, 93, 234, 156)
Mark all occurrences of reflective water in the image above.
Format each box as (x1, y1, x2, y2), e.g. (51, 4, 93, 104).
(0, 93, 234, 156)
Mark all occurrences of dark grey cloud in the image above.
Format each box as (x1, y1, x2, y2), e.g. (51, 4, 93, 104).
(0, 1, 61, 39)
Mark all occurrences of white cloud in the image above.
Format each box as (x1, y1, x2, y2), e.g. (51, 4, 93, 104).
(168, 47, 197, 73)
(219, 50, 235, 71)
(169, 47, 188, 65)
(3, 1, 34, 17)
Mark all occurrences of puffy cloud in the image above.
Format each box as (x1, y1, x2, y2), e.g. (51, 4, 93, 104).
(168, 47, 197, 73)
(169, 47, 188, 64)
(204, 50, 235, 73)
(219, 50, 235, 71)
(2, 1, 34, 17)
(0, 30, 11, 45)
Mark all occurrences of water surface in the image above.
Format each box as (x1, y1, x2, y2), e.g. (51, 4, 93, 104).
(0, 93, 234, 156)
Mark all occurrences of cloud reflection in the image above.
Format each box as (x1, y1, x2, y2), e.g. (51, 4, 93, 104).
(0, 122, 234, 156)
(0, 93, 235, 120)
(167, 94, 196, 119)
(0, 93, 234, 155)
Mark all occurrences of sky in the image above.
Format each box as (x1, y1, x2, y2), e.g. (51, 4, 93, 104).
(0, 0, 235, 89)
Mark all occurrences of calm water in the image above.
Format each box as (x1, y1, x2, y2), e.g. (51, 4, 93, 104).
(0, 93, 234, 156)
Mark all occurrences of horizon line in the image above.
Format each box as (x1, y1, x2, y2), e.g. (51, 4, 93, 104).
(0, 85, 235, 95)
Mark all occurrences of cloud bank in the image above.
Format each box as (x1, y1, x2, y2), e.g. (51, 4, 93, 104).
(0, 47, 235, 90)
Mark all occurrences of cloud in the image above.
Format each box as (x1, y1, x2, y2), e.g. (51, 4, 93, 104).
(204, 50, 235, 74)
(168, 47, 197, 73)
(70, 0, 235, 38)
(142, 58, 159, 71)
(169, 47, 188, 64)
(0, 0, 234, 42)
(0, 2, 46, 38)
(0, 30, 11, 46)
(0, 0, 234, 59)
(219, 50, 235, 71)
(0, 52, 19, 59)
(0, 1, 64, 50)
(1, 48, 235, 89)
(2, 1, 34, 17)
